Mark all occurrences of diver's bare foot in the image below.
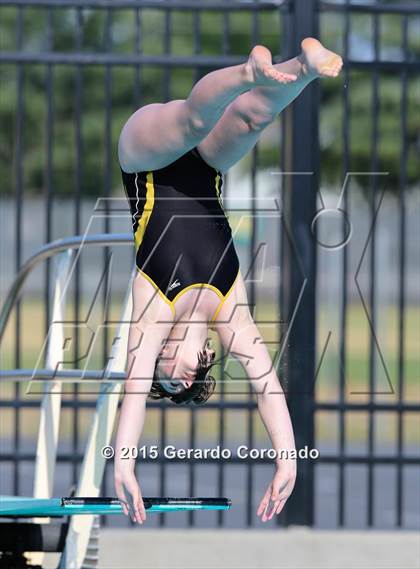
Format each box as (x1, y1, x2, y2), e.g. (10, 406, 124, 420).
(300, 38, 343, 78)
(245, 45, 297, 86)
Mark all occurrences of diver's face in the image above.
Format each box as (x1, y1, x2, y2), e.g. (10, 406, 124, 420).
(157, 339, 215, 391)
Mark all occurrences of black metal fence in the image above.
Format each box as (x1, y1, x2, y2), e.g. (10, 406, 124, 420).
(1, 0, 419, 530)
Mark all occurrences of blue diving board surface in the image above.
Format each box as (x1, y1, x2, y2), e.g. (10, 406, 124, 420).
(0, 496, 231, 517)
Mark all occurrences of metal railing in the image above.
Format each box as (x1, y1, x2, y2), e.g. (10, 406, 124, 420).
(0, 234, 132, 342)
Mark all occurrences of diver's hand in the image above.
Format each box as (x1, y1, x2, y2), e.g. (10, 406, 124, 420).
(257, 460, 296, 522)
(114, 462, 146, 524)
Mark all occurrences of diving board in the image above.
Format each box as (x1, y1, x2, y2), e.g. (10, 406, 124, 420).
(0, 496, 231, 518)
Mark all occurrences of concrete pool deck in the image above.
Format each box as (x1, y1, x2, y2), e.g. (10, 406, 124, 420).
(91, 528, 420, 569)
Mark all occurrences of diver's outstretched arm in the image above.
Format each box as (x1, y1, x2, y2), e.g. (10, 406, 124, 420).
(114, 313, 172, 524)
(214, 274, 297, 522)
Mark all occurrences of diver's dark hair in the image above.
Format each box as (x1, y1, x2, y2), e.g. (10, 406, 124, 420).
(149, 350, 216, 406)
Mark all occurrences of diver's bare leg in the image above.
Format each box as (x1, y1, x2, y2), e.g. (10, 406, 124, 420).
(118, 46, 297, 172)
(198, 38, 343, 172)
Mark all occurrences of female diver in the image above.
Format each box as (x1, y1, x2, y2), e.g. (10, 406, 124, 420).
(114, 38, 343, 524)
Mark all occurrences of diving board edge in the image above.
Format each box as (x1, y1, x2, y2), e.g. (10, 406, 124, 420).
(0, 496, 232, 517)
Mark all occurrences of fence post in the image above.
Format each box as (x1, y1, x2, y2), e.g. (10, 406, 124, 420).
(280, 0, 319, 526)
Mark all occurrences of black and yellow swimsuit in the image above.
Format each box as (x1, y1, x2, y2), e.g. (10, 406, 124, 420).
(121, 147, 240, 321)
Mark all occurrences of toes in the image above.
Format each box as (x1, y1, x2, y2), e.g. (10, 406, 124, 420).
(319, 56, 343, 77)
(283, 73, 298, 82)
(272, 71, 297, 84)
(276, 72, 288, 82)
(262, 66, 298, 84)
(265, 68, 283, 82)
(263, 65, 275, 79)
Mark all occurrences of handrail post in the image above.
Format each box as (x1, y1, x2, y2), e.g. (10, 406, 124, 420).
(26, 249, 74, 567)
(59, 268, 135, 569)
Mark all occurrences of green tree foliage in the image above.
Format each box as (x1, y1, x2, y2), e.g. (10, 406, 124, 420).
(0, 4, 418, 197)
